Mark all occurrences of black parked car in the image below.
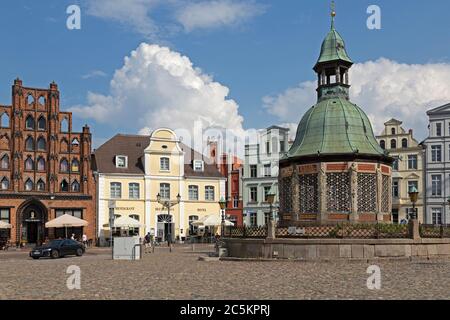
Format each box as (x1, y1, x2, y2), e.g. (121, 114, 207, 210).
(30, 239, 85, 259)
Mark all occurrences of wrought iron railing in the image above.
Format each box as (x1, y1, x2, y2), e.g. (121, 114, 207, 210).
(420, 224, 450, 238)
(224, 226, 268, 239)
(225, 223, 409, 239)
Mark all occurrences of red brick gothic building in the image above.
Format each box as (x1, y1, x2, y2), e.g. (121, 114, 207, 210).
(0, 79, 95, 245)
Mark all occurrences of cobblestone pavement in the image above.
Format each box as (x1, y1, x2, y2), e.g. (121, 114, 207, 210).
(1, 244, 450, 300)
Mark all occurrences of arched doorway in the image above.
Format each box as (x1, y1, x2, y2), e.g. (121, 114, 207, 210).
(17, 199, 48, 245)
(157, 214, 174, 242)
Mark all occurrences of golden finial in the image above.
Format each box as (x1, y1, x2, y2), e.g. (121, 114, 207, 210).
(330, 1, 336, 29)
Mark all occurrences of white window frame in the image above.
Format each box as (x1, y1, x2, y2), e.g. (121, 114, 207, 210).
(129, 183, 140, 199)
(115, 155, 128, 168)
(110, 182, 122, 199)
(160, 157, 170, 171)
(193, 160, 204, 172)
(431, 145, 442, 162)
(188, 185, 199, 201)
(431, 175, 442, 196)
(205, 186, 215, 201)
(432, 208, 442, 225)
(160, 183, 170, 200)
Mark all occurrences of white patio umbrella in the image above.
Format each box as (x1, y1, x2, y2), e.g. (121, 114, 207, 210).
(113, 216, 144, 228)
(45, 214, 88, 238)
(191, 215, 234, 227)
(0, 221, 12, 229)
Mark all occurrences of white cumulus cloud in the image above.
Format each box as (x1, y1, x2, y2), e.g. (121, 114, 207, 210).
(264, 58, 450, 140)
(85, 0, 161, 38)
(175, 0, 266, 32)
(84, 0, 264, 38)
(69, 43, 245, 143)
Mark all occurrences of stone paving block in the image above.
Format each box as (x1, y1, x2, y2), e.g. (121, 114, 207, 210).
(352, 245, 364, 259)
(375, 245, 405, 257)
(293, 245, 317, 260)
(283, 245, 296, 259)
(318, 245, 339, 259)
(437, 244, 450, 256)
(427, 245, 438, 256)
(363, 245, 375, 259)
(339, 245, 352, 258)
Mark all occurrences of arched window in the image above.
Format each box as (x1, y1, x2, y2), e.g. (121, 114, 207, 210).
(0, 113, 9, 128)
(60, 159, 69, 172)
(61, 118, 69, 132)
(1, 154, 9, 169)
(38, 116, 46, 130)
(380, 140, 385, 150)
(25, 136, 34, 151)
(37, 137, 46, 151)
(71, 180, 80, 192)
(391, 128, 396, 135)
(402, 138, 408, 149)
(27, 95, 34, 106)
(25, 157, 34, 171)
(60, 139, 69, 153)
(38, 96, 46, 106)
(37, 157, 45, 171)
(60, 179, 69, 192)
(390, 139, 397, 149)
(129, 214, 140, 221)
(25, 115, 35, 130)
(71, 159, 80, 172)
(25, 178, 33, 191)
(1, 177, 9, 190)
(72, 138, 79, 146)
(37, 179, 45, 191)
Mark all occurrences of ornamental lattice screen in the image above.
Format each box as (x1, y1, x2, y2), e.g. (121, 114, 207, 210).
(357, 173, 377, 213)
(298, 173, 318, 213)
(326, 172, 351, 213)
(279, 176, 292, 213)
(381, 175, 390, 213)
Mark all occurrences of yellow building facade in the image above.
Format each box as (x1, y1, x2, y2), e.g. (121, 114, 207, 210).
(94, 129, 225, 246)
(376, 119, 425, 223)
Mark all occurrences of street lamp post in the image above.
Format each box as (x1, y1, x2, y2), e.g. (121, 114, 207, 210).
(156, 192, 181, 252)
(446, 197, 450, 226)
(408, 186, 419, 221)
(266, 191, 276, 222)
(219, 197, 227, 237)
(266, 190, 276, 239)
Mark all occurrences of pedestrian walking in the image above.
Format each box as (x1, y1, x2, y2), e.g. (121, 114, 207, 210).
(82, 233, 88, 247)
(144, 232, 151, 253)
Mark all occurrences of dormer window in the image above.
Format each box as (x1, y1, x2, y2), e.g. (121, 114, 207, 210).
(115, 155, 128, 168)
(193, 160, 204, 172)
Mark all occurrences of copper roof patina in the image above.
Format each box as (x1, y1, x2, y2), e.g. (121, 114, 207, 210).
(286, 11, 386, 161)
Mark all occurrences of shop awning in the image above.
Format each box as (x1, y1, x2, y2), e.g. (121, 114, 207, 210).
(0, 221, 12, 229)
(45, 214, 89, 228)
(191, 215, 234, 227)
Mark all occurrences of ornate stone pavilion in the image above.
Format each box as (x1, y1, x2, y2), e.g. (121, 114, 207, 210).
(278, 12, 394, 226)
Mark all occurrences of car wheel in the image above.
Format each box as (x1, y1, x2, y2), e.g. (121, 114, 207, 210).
(51, 250, 60, 259)
(32, 257, 40, 260)
(76, 248, 83, 256)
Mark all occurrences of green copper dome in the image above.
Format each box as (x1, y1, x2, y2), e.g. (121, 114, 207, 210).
(287, 97, 385, 158)
(316, 27, 352, 65)
(286, 13, 387, 161)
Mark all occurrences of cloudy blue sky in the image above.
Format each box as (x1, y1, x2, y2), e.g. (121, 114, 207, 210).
(1, 0, 450, 147)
